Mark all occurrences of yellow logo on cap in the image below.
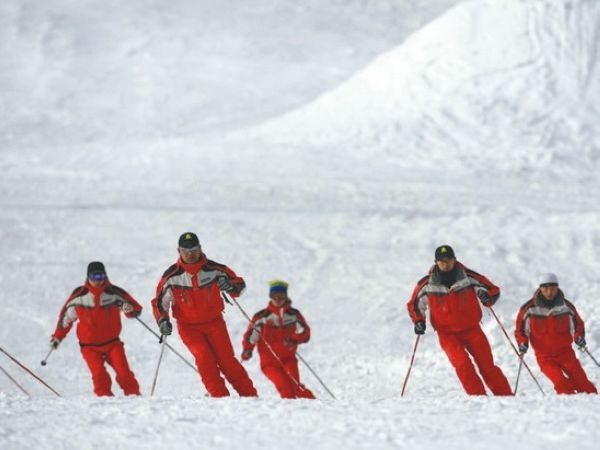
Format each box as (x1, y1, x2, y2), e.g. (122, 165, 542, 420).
(441, 247, 448, 253)
(185, 233, 192, 240)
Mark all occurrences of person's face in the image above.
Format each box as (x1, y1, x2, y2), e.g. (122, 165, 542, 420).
(435, 257, 456, 272)
(178, 246, 202, 264)
(270, 293, 288, 307)
(540, 285, 558, 301)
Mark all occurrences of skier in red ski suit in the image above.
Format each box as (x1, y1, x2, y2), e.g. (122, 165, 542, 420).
(51, 262, 142, 397)
(151, 232, 257, 398)
(407, 245, 512, 396)
(241, 280, 315, 399)
(515, 273, 597, 395)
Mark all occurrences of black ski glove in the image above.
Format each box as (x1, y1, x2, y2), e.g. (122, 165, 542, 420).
(218, 276, 235, 293)
(158, 318, 173, 336)
(476, 290, 496, 306)
(414, 321, 426, 335)
(575, 336, 586, 350)
(49, 337, 61, 350)
(518, 342, 529, 354)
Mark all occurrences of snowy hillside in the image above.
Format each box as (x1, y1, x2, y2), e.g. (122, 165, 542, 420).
(1, 0, 600, 449)
(256, 0, 600, 176)
(0, 0, 457, 148)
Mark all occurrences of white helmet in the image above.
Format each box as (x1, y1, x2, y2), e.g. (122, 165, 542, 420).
(538, 273, 559, 286)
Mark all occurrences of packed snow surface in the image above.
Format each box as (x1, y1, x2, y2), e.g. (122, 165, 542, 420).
(1, 0, 599, 449)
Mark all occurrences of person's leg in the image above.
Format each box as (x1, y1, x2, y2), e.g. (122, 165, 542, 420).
(536, 354, 576, 394)
(463, 327, 513, 396)
(262, 365, 296, 399)
(558, 350, 597, 394)
(179, 323, 230, 397)
(437, 331, 487, 395)
(105, 341, 141, 396)
(205, 318, 257, 397)
(284, 359, 315, 399)
(80, 347, 114, 397)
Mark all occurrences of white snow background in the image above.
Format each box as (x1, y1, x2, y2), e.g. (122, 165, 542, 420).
(1, 0, 599, 449)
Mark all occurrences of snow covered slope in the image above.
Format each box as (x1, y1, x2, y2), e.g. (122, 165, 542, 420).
(257, 0, 600, 176)
(0, 0, 457, 148)
(1, 0, 599, 449)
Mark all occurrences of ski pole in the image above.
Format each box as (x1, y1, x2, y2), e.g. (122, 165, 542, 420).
(583, 348, 600, 368)
(488, 307, 545, 395)
(0, 346, 61, 397)
(296, 352, 336, 400)
(150, 336, 168, 396)
(0, 364, 30, 397)
(401, 335, 420, 397)
(513, 355, 524, 396)
(224, 293, 335, 399)
(40, 348, 54, 366)
(135, 317, 198, 373)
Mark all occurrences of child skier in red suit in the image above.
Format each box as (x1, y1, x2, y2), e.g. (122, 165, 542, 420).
(51, 262, 142, 396)
(515, 273, 597, 394)
(241, 280, 315, 399)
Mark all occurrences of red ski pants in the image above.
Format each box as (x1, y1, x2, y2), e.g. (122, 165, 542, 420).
(178, 316, 257, 398)
(437, 326, 512, 396)
(535, 348, 597, 394)
(262, 358, 315, 399)
(80, 340, 140, 397)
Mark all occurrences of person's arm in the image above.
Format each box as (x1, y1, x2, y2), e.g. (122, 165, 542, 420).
(111, 285, 142, 318)
(566, 300, 586, 345)
(240, 311, 265, 360)
(289, 309, 311, 344)
(213, 262, 246, 298)
(151, 266, 179, 324)
(51, 287, 85, 345)
(514, 301, 532, 351)
(242, 319, 260, 352)
(467, 269, 500, 305)
(407, 276, 429, 324)
(407, 277, 429, 335)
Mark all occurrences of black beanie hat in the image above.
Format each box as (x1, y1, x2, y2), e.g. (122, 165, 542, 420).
(435, 245, 455, 261)
(178, 232, 200, 249)
(87, 261, 106, 277)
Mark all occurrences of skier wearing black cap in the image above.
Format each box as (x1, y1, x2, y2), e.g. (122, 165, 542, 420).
(151, 232, 257, 397)
(51, 262, 142, 396)
(407, 245, 512, 395)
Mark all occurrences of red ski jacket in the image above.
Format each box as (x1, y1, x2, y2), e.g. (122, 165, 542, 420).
(515, 289, 585, 357)
(52, 281, 142, 346)
(151, 254, 245, 325)
(407, 262, 500, 333)
(242, 300, 310, 367)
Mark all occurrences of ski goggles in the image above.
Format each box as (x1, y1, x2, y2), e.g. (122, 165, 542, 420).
(179, 246, 202, 254)
(88, 272, 106, 281)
